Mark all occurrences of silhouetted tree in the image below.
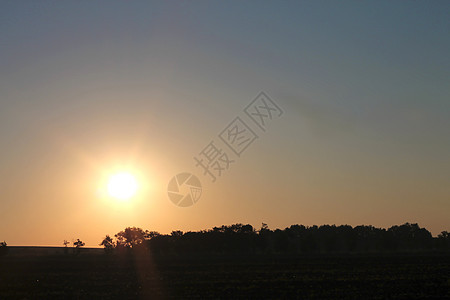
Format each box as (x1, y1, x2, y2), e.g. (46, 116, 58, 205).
(73, 239, 85, 255)
(99, 235, 115, 253)
(388, 223, 432, 251)
(144, 230, 161, 239)
(437, 231, 450, 250)
(259, 223, 269, 233)
(115, 227, 147, 248)
(256, 223, 272, 253)
(439, 231, 450, 239)
(171, 230, 184, 237)
(0, 241, 8, 257)
(63, 240, 70, 254)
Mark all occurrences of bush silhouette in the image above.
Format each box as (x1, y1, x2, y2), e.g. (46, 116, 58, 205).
(0, 241, 8, 257)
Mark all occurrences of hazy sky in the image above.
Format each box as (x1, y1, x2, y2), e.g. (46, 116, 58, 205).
(1, 1, 449, 246)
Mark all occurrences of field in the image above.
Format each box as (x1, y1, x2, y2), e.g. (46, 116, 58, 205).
(1, 253, 450, 299)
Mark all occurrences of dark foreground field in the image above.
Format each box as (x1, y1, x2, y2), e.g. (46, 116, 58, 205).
(1, 253, 449, 299)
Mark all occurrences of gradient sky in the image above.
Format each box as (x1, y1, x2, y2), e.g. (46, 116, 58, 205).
(1, 1, 449, 246)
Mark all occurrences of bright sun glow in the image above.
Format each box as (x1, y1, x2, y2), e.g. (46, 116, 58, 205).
(107, 172, 138, 200)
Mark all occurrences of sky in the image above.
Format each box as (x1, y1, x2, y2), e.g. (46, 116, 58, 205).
(1, 1, 449, 246)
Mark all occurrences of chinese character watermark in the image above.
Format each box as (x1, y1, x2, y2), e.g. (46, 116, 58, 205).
(219, 117, 258, 157)
(194, 141, 235, 182)
(245, 91, 284, 132)
(168, 91, 284, 207)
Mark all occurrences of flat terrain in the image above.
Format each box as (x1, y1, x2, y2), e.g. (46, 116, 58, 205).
(1, 253, 449, 299)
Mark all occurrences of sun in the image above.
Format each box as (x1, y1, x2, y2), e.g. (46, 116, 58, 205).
(107, 172, 138, 200)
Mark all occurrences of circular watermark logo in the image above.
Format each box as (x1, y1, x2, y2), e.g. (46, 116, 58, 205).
(167, 173, 202, 207)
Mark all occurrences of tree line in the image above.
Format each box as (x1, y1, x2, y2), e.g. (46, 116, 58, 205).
(1, 223, 449, 257)
(98, 223, 450, 255)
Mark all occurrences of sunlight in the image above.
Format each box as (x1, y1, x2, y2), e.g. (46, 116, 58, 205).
(107, 172, 138, 201)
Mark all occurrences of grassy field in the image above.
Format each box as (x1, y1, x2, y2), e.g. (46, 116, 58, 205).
(1, 253, 449, 299)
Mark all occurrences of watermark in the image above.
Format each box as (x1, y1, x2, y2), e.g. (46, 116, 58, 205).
(219, 117, 258, 157)
(168, 91, 284, 207)
(167, 173, 202, 207)
(244, 92, 283, 132)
